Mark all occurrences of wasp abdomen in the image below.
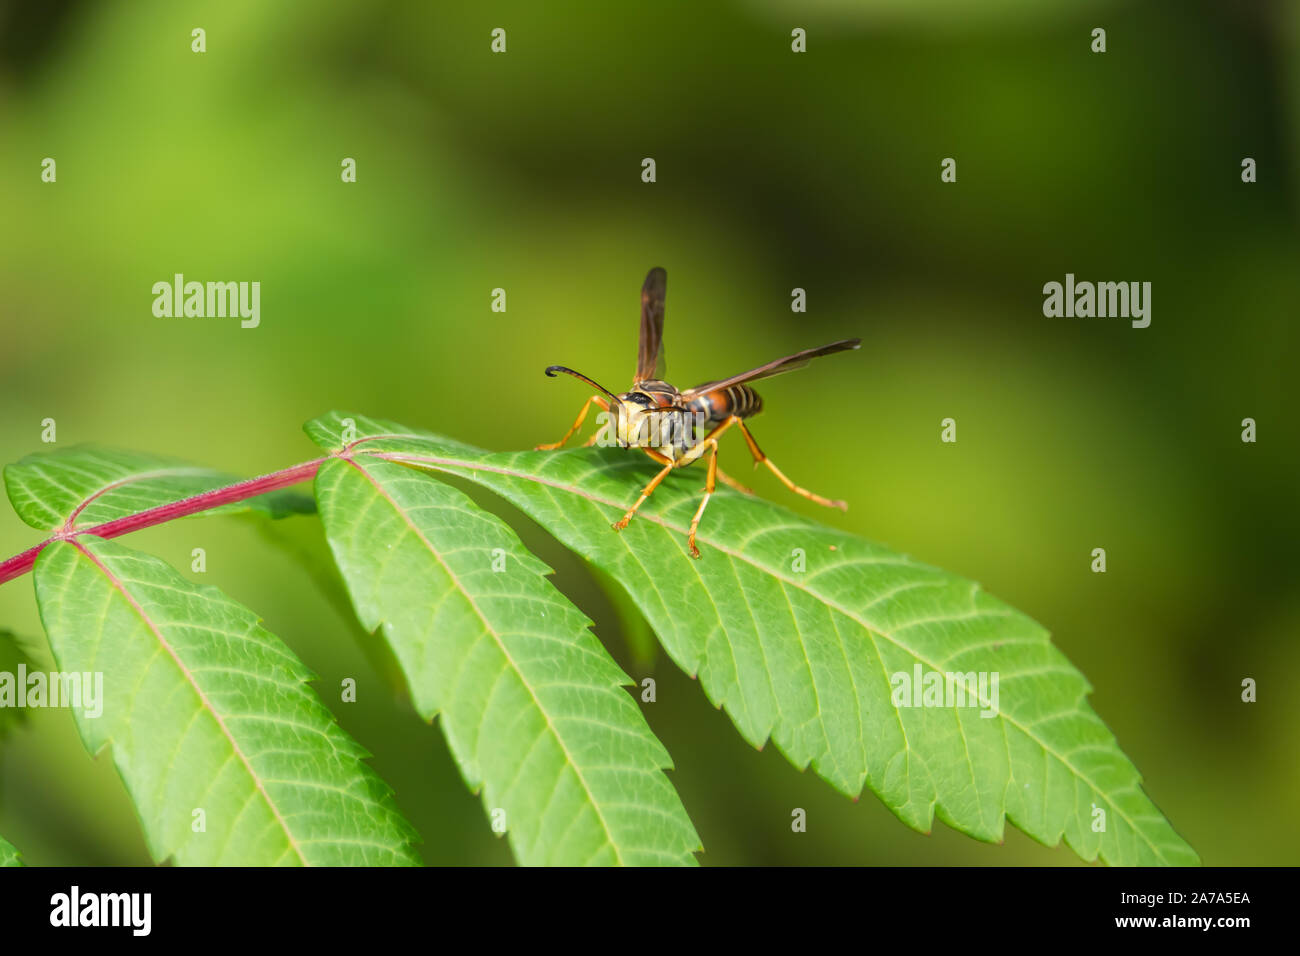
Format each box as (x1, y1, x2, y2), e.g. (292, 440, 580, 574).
(689, 385, 763, 423)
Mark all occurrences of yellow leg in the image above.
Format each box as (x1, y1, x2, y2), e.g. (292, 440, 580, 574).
(683, 415, 740, 464)
(611, 418, 753, 555)
(613, 448, 674, 530)
(674, 417, 745, 556)
(715, 466, 753, 495)
(686, 439, 721, 558)
(734, 419, 846, 510)
(536, 396, 609, 450)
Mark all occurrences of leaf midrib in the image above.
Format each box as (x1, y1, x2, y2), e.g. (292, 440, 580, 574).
(372, 448, 1174, 862)
(70, 540, 308, 866)
(344, 458, 627, 865)
(64, 467, 218, 529)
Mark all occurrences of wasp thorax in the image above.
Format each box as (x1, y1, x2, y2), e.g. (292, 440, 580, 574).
(603, 393, 699, 456)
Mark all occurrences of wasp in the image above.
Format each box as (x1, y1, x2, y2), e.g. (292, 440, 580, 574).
(538, 267, 860, 557)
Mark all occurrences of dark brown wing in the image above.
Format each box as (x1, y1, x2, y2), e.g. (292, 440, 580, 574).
(635, 267, 667, 383)
(680, 338, 861, 400)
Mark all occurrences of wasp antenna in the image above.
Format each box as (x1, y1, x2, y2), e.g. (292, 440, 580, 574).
(543, 365, 623, 404)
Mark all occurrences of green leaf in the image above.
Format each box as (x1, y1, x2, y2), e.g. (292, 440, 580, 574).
(4, 445, 313, 531)
(306, 411, 1198, 866)
(33, 537, 419, 865)
(586, 559, 659, 671)
(0, 834, 21, 866)
(312, 454, 701, 865)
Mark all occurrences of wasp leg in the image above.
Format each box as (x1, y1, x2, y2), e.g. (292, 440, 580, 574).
(686, 438, 722, 558)
(715, 467, 754, 496)
(615, 418, 747, 554)
(684, 414, 740, 463)
(675, 416, 745, 556)
(733, 418, 847, 511)
(613, 448, 674, 531)
(535, 395, 609, 450)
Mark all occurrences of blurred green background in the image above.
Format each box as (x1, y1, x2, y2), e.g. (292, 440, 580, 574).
(1, 0, 1296, 865)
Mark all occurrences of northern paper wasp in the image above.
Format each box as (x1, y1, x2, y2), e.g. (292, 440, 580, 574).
(538, 267, 860, 557)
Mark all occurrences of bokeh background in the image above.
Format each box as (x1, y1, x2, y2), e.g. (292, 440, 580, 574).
(0, 0, 1296, 865)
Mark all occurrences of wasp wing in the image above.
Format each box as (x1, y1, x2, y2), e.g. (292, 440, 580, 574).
(635, 267, 667, 383)
(680, 338, 861, 400)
